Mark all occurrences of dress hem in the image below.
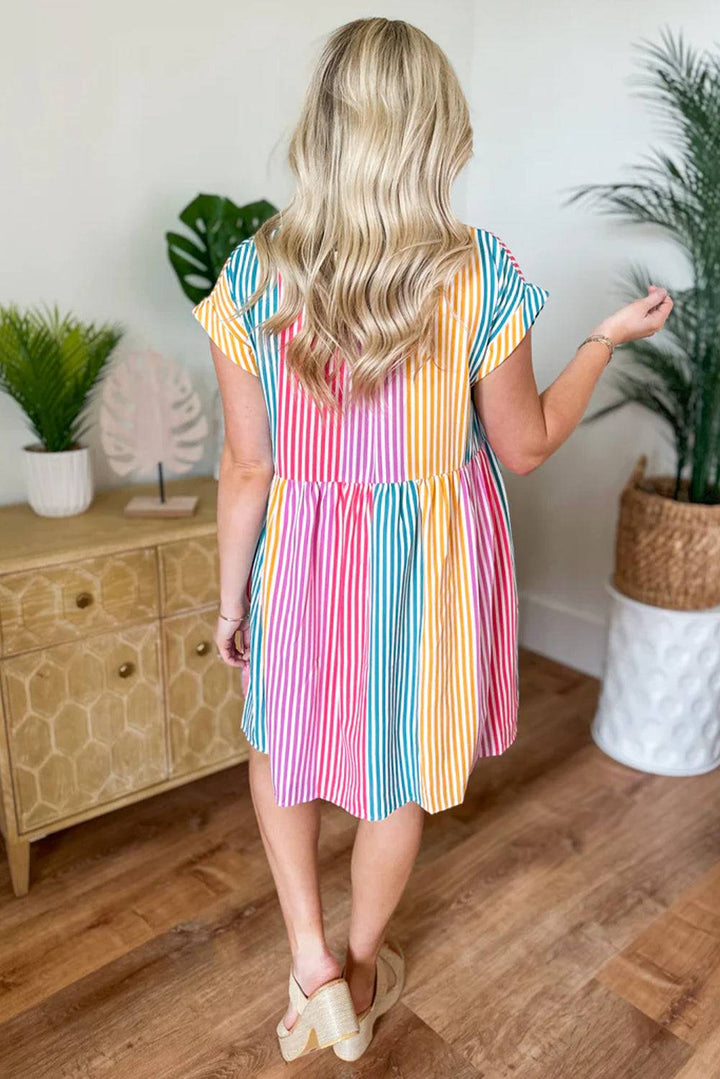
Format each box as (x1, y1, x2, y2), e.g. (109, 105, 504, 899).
(240, 718, 520, 822)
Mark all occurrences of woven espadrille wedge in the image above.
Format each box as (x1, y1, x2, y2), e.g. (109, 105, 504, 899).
(276, 971, 359, 1062)
(333, 941, 405, 1061)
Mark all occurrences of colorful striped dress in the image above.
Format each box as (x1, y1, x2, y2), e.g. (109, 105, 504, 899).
(192, 225, 548, 821)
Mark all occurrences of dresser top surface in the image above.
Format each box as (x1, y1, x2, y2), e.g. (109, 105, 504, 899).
(0, 475, 218, 574)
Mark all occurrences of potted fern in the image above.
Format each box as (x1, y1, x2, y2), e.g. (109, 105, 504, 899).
(0, 305, 122, 516)
(568, 30, 720, 776)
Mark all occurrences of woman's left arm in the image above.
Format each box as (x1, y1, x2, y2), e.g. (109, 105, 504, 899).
(210, 338, 274, 669)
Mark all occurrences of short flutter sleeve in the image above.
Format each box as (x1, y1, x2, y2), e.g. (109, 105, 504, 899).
(191, 251, 259, 377)
(470, 232, 549, 384)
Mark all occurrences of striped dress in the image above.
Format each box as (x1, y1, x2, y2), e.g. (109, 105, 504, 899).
(192, 225, 548, 821)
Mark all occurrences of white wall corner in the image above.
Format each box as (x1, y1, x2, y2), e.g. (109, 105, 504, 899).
(519, 589, 609, 679)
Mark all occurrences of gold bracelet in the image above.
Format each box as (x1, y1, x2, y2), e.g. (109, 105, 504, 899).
(218, 609, 243, 622)
(578, 333, 615, 364)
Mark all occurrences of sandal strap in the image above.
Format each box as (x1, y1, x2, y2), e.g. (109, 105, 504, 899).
(288, 971, 309, 1015)
(378, 943, 404, 992)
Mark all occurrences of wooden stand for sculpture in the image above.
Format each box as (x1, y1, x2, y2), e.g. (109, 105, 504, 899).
(124, 495, 198, 518)
(124, 462, 199, 518)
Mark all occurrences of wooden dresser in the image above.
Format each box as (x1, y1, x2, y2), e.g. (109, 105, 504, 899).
(0, 475, 249, 896)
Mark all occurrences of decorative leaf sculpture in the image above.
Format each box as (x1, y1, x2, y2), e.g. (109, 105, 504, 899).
(99, 351, 208, 478)
(166, 194, 278, 303)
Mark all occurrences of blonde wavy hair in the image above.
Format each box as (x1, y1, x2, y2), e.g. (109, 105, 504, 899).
(244, 17, 475, 412)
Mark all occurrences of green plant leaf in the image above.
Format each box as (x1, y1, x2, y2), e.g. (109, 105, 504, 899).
(0, 305, 122, 452)
(166, 194, 278, 303)
(565, 28, 720, 503)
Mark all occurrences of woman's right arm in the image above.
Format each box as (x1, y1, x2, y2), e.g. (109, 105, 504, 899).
(472, 285, 674, 475)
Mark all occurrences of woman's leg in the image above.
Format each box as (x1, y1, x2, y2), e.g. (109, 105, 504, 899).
(247, 746, 340, 1030)
(344, 801, 425, 1012)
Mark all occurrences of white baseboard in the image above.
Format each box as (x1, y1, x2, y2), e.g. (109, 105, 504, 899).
(518, 590, 608, 678)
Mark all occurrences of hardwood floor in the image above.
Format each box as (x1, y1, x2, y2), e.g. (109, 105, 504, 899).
(1, 649, 719, 1077)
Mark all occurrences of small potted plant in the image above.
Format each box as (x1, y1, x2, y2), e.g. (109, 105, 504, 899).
(568, 29, 720, 775)
(0, 305, 122, 516)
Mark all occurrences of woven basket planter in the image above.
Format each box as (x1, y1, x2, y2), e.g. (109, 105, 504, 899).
(614, 454, 720, 611)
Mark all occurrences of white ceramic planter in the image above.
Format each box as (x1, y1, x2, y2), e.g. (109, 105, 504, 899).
(22, 443, 94, 517)
(591, 580, 720, 776)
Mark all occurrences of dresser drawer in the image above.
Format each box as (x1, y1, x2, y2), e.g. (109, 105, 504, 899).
(162, 608, 249, 777)
(0, 548, 159, 656)
(158, 536, 219, 615)
(1, 622, 167, 832)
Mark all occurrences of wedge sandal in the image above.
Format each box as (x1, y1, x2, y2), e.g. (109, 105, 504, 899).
(333, 941, 405, 1061)
(276, 972, 359, 1062)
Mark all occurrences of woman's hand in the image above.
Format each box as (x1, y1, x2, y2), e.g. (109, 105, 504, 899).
(215, 603, 251, 696)
(592, 285, 674, 346)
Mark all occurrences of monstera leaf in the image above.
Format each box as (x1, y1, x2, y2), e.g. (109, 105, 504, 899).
(166, 194, 278, 304)
(99, 350, 209, 478)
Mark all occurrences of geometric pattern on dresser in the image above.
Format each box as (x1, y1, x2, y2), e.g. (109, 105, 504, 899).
(163, 607, 248, 777)
(0, 548, 159, 655)
(1, 622, 167, 831)
(158, 536, 220, 614)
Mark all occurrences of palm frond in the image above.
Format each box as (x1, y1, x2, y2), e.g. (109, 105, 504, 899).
(0, 305, 123, 452)
(567, 29, 720, 503)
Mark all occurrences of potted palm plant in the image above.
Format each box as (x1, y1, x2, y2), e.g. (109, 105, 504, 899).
(0, 305, 122, 516)
(567, 29, 720, 775)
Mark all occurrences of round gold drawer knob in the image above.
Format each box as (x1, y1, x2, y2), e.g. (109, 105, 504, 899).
(195, 640, 211, 656)
(76, 591, 94, 609)
(118, 661, 135, 679)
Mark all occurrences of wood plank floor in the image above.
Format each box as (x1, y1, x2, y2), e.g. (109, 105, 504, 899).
(1, 649, 719, 1078)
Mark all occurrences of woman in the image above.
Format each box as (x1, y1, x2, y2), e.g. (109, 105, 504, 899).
(192, 17, 672, 1063)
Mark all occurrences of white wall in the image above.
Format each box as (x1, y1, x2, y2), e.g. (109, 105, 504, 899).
(467, 0, 713, 675)
(1, 1, 712, 675)
(0, 0, 472, 491)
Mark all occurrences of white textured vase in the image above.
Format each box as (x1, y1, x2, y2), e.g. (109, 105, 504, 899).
(22, 443, 94, 517)
(592, 580, 720, 776)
